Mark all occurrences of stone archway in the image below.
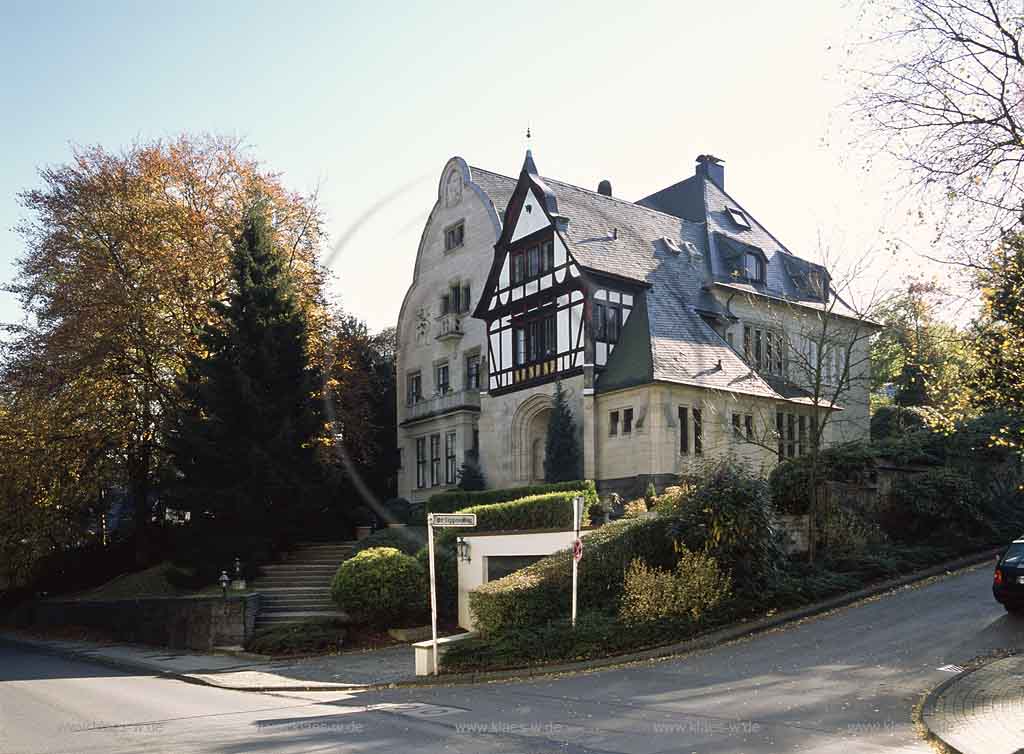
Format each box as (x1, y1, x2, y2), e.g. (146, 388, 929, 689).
(511, 394, 554, 482)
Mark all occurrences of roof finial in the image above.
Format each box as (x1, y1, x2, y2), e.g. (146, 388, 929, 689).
(526, 126, 531, 141)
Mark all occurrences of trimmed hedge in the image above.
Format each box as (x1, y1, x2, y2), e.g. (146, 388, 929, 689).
(468, 516, 680, 636)
(413, 480, 595, 524)
(330, 547, 427, 627)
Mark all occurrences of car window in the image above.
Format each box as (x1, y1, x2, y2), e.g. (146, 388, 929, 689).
(1003, 543, 1024, 565)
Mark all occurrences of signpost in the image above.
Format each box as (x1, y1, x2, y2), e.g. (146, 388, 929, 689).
(571, 495, 583, 628)
(426, 512, 476, 675)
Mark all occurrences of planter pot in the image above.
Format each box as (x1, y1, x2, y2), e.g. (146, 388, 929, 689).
(355, 525, 373, 540)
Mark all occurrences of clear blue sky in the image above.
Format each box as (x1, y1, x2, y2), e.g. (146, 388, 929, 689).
(0, 0, 945, 332)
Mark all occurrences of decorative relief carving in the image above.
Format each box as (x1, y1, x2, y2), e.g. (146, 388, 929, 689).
(415, 307, 431, 345)
(444, 170, 463, 207)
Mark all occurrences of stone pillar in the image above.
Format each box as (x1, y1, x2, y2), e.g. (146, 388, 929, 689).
(582, 365, 597, 481)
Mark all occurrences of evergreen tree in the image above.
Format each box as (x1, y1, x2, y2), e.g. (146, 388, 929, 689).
(169, 199, 326, 539)
(544, 381, 582, 483)
(457, 452, 486, 491)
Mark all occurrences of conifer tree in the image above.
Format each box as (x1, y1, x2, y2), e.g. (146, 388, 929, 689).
(170, 199, 326, 538)
(544, 381, 582, 483)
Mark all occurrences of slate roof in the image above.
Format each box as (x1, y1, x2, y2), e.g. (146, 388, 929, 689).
(467, 160, 862, 402)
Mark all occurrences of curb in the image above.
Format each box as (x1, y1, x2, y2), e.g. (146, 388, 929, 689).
(916, 665, 975, 754)
(2, 548, 999, 693)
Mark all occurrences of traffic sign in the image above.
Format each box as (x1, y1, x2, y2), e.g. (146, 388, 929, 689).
(428, 513, 477, 528)
(573, 538, 583, 563)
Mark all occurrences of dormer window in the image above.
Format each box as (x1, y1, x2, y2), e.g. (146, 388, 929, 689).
(726, 207, 751, 230)
(444, 222, 465, 251)
(745, 252, 765, 283)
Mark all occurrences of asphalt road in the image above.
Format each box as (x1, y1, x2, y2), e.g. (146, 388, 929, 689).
(2, 563, 1023, 754)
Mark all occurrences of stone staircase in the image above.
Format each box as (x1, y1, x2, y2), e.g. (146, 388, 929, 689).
(251, 541, 355, 630)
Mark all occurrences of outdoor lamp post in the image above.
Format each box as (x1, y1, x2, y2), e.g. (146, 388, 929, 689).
(456, 537, 471, 562)
(219, 570, 230, 598)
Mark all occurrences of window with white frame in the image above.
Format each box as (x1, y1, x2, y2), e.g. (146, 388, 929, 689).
(743, 324, 785, 376)
(445, 431, 457, 485)
(444, 222, 465, 251)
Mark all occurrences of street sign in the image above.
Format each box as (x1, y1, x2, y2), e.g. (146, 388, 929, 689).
(573, 538, 583, 563)
(428, 513, 477, 527)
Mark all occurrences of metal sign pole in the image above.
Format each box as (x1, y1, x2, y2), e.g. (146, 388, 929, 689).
(571, 496, 581, 628)
(427, 514, 439, 676)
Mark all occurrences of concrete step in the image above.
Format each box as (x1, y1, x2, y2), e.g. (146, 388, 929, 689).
(250, 579, 332, 589)
(254, 610, 348, 628)
(261, 564, 339, 572)
(276, 558, 347, 565)
(261, 603, 335, 614)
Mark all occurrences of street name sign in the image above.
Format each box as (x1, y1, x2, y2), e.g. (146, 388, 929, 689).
(428, 513, 477, 528)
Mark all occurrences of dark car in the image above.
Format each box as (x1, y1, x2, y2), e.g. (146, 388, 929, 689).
(993, 539, 1024, 613)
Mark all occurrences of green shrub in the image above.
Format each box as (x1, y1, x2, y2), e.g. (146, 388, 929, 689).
(870, 405, 928, 441)
(415, 480, 596, 524)
(416, 542, 457, 620)
(245, 618, 347, 656)
(768, 443, 878, 515)
(441, 611, 668, 672)
(468, 516, 679, 635)
(351, 527, 425, 557)
(623, 498, 648, 518)
(330, 547, 427, 628)
(879, 468, 991, 544)
(382, 498, 411, 525)
(619, 550, 731, 627)
(676, 458, 787, 593)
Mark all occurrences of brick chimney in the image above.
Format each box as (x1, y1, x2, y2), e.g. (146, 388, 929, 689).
(695, 154, 724, 190)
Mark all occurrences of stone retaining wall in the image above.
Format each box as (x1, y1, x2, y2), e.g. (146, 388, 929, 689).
(16, 593, 260, 651)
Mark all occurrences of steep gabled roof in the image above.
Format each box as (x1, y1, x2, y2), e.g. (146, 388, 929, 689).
(465, 159, 867, 401)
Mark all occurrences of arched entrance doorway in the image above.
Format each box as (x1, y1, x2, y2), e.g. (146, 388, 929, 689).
(511, 394, 554, 483)
(528, 409, 552, 483)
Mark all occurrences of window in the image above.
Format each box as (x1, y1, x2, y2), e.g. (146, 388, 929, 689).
(593, 303, 607, 341)
(609, 410, 619, 436)
(514, 313, 557, 368)
(416, 438, 426, 488)
(606, 306, 620, 343)
(445, 431, 457, 485)
(693, 408, 703, 455)
(435, 361, 450, 394)
(623, 408, 634, 435)
(743, 324, 785, 376)
(510, 238, 556, 285)
(745, 252, 765, 283)
(594, 303, 621, 344)
(466, 355, 481, 390)
(726, 207, 751, 229)
(448, 285, 461, 314)
(430, 434, 441, 486)
(798, 415, 807, 453)
(787, 414, 796, 458)
(461, 283, 471, 313)
(678, 406, 689, 454)
(745, 414, 754, 442)
(732, 413, 743, 440)
(407, 372, 422, 405)
(527, 245, 541, 277)
(444, 222, 464, 251)
(776, 411, 814, 459)
(512, 253, 526, 284)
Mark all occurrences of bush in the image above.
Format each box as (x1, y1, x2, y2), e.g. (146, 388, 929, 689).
(416, 480, 596, 524)
(441, 611, 667, 672)
(870, 405, 928, 441)
(245, 618, 347, 656)
(768, 443, 878, 515)
(330, 547, 427, 628)
(879, 468, 991, 544)
(416, 542, 458, 620)
(623, 498, 648, 518)
(468, 516, 680, 635)
(675, 458, 787, 593)
(619, 550, 731, 627)
(351, 527, 425, 557)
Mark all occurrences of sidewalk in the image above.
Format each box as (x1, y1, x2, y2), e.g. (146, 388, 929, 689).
(922, 654, 1024, 754)
(0, 631, 416, 690)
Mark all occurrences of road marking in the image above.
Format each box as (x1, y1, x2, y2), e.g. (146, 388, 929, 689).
(368, 702, 465, 718)
(937, 664, 965, 673)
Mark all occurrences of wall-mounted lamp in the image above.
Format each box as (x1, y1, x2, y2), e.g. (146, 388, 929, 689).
(457, 537, 471, 563)
(219, 570, 230, 598)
